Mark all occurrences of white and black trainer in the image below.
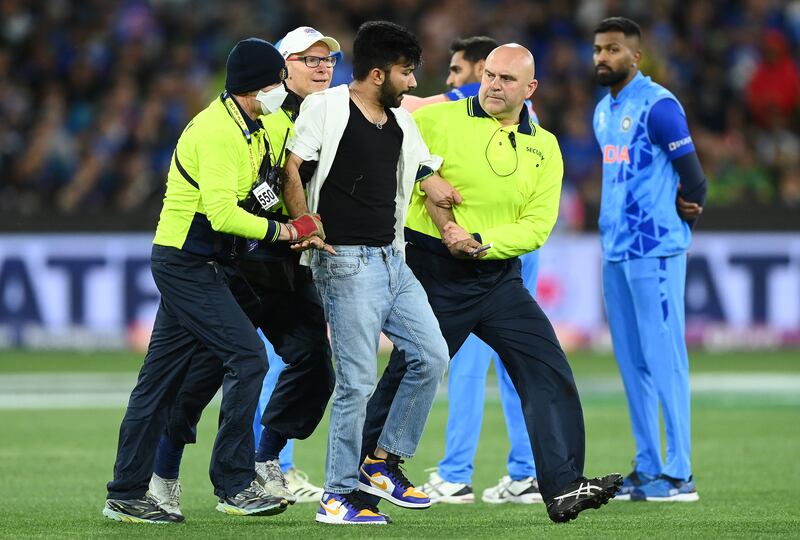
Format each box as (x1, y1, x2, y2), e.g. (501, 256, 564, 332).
(420, 469, 474, 504)
(216, 480, 289, 516)
(482, 475, 543, 504)
(147, 473, 183, 517)
(255, 459, 297, 504)
(103, 493, 184, 524)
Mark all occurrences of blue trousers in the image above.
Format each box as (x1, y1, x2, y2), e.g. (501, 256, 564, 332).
(602, 254, 691, 480)
(252, 335, 294, 472)
(439, 250, 539, 484)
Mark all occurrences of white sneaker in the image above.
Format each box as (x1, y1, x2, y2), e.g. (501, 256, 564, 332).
(482, 475, 543, 504)
(255, 459, 297, 504)
(284, 468, 324, 503)
(147, 473, 183, 517)
(420, 469, 474, 504)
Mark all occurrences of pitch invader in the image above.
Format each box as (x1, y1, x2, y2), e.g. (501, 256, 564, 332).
(592, 17, 706, 502)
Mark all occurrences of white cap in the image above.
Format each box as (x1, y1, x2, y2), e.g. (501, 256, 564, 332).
(276, 26, 341, 58)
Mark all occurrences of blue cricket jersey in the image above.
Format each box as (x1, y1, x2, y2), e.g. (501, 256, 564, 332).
(593, 72, 694, 261)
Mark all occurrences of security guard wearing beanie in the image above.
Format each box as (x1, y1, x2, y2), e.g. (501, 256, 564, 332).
(103, 38, 324, 524)
(147, 29, 342, 511)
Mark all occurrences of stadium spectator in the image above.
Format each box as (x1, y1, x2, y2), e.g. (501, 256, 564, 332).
(1, 1, 798, 218)
(745, 30, 800, 128)
(284, 21, 450, 525)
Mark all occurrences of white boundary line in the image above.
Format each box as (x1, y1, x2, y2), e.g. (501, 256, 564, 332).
(0, 373, 799, 409)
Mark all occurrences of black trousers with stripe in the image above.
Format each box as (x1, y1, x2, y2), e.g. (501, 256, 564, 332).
(361, 244, 586, 501)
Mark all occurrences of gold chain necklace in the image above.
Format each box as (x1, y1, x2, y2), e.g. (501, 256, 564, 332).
(350, 87, 386, 130)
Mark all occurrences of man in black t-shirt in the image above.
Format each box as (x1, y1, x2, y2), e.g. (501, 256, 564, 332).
(282, 21, 451, 526)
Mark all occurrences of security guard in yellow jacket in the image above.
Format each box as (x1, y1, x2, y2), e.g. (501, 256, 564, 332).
(104, 38, 323, 524)
(150, 29, 342, 511)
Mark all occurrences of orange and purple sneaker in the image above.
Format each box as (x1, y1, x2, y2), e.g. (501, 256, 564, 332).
(315, 491, 387, 525)
(358, 455, 431, 509)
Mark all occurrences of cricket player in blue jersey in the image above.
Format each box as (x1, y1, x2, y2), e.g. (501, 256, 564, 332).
(592, 17, 706, 502)
(403, 36, 542, 505)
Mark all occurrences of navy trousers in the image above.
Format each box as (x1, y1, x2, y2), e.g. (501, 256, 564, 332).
(106, 245, 267, 500)
(163, 260, 334, 447)
(361, 245, 586, 501)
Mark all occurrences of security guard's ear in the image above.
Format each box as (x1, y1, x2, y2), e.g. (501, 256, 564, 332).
(526, 78, 539, 100)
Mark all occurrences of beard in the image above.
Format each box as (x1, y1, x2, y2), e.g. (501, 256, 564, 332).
(594, 64, 629, 87)
(379, 77, 405, 108)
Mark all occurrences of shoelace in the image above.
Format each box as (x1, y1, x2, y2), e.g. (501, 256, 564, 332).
(248, 480, 271, 499)
(342, 491, 380, 514)
(384, 458, 413, 489)
(165, 479, 181, 507)
(264, 461, 289, 488)
(496, 475, 512, 494)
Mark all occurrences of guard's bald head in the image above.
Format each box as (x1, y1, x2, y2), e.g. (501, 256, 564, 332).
(479, 43, 538, 123)
(485, 43, 535, 82)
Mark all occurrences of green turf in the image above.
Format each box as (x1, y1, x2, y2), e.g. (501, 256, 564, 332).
(0, 351, 798, 538)
(2, 349, 799, 375)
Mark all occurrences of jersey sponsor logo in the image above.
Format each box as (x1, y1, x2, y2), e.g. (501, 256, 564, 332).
(603, 145, 631, 164)
(668, 136, 692, 152)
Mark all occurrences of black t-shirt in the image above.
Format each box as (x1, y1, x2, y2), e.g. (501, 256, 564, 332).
(317, 99, 403, 246)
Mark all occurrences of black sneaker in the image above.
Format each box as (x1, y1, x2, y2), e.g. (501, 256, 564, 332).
(546, 473, 623, 523)
(216, 480, 289, 516)
(103, 493, 184, 524)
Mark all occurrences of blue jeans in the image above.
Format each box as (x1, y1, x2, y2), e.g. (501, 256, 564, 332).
(252, 334, 294, 472)
(311, 246, 449, 494)
(439, 251, 539, 484)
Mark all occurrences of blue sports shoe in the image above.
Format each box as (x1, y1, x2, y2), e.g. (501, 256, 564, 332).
(615, 469, 658, 501)
(315, 491, 388, 525)
(358, 455, 431, 509)
(631, 475, 699, 502)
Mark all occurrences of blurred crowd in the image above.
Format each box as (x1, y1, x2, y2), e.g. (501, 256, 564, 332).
(1, 0, 799, 227)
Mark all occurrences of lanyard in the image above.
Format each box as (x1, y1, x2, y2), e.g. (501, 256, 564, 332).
(221, 92, 261, 183)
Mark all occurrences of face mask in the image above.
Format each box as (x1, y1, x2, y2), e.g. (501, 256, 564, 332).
(256, 84, 288, 115)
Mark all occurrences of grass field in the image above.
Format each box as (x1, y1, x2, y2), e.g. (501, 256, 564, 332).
(1, 350, 799, 538)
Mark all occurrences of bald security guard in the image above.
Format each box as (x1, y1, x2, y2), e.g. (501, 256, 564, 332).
(361, 44, 623, 524)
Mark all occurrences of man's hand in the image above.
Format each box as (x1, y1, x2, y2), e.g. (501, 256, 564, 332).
(448, 238, 488, 259)
(677, 196, 703, 221)
(290, 236, 337, 254)
(420, 174, 463, 208)
(441, 221, 472, 247)
(285, 213, 325, 242)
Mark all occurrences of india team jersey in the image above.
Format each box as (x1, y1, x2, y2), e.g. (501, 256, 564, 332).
(593, 72, 692, 261)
